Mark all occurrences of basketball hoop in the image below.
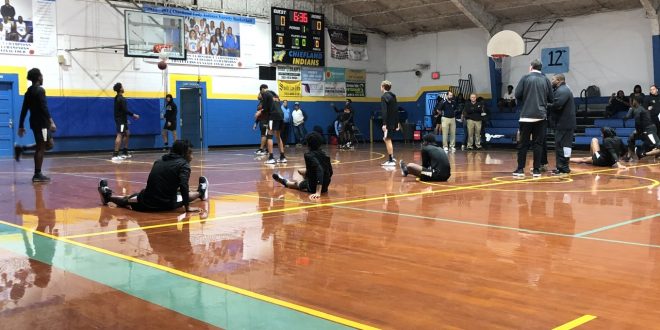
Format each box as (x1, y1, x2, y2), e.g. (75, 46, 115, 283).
(491, 54, 508, 70)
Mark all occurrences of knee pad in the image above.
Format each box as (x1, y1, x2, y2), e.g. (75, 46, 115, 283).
(266, 134, 273, 139)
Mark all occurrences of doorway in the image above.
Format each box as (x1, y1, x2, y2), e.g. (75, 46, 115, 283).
(179, 87, 203, 147)
(0, 82, 14, 157)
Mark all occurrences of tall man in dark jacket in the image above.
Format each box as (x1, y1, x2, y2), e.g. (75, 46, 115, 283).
(381, 80, 399, 166)
(549, 74, 576, 175)
(513, 59, 553, 177)
(645, 84, 660, 132)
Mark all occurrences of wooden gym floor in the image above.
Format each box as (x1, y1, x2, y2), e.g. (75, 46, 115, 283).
(0, 144, 659, 329)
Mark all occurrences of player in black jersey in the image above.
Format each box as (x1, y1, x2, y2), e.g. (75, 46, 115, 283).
(161, 94, 178, 151)
(399, 133, 451, 182)
(570, 127, 627, 168)
(112, 82, 140, 161)
(259, 84, 286, 164)
(14, 68, 57, 183)
(272, 132, 332, 200)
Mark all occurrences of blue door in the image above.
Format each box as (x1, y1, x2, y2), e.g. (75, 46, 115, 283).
(0, 82, 14, 157)
(179, 88, 202, 147)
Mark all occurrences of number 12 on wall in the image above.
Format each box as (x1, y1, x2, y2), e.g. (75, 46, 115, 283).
(541, 47, 569, 74)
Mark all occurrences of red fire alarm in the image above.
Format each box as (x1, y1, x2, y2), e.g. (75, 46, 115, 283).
(431, 72, 440, 80)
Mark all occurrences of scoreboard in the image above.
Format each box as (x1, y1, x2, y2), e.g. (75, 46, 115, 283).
(271, 7, 325, 67)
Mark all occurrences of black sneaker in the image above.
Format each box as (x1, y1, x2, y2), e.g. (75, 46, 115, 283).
(272, 173, 288, 187)
(399, 160, 408, 177)
(198, 176, 209, 201)
(512, 168, 525, 177)
(532, 169, 542, 177)
(550, 169, 569, 176)
(14, 144, 22, 162)
(635, 147, 646, 159)
(32, 173, 51, 183)
(98, 179, 113, 205)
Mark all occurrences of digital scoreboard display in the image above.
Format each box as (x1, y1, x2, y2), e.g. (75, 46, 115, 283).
(271, 7, 325, 67)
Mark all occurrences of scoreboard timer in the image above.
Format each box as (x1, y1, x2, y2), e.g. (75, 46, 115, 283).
(271, 7, 325, 67)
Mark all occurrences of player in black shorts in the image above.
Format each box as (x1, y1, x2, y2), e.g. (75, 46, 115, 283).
(570, 127, 627, 168)
(259, 84, 286, 164)
(399, 133, 451, 181)
(112, 82, 140, 161)
(381, 80, 399, 166)
(98, 140, 209, 213)
(272, 132, 332, 200)
(161, 94, 177, 151)
(14, 68, 57, 183)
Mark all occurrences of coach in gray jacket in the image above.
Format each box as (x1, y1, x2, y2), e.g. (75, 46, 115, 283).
(513, 59, 553, 177)
(549, 74, 576, 175)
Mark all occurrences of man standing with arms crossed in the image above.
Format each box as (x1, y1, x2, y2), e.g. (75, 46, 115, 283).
(549, 74, 576, 175)
(513, 59, 553, 178)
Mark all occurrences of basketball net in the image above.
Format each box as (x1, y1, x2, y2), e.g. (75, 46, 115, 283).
(491, 54, 507, 70)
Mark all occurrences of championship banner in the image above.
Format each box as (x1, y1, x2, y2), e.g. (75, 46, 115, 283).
(328, 28, 349, 60)
(301, 67, 324, 82)
(324, 67, 345, 82)
(143, 5, 256, 68)
(302, 81, 324, 97)
(324, 82, 346, 97)
(346, 82, 365, 97)
(277, 65, 301, 81)
(278, 80, 301, 97)
(0, 0, 57, 56)
(345, 69, 366, 82)
(349, 33, 368, 61)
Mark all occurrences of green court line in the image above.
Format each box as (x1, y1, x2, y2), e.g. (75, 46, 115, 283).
(574, 212, 660, 237)
(0, 222, 362, 330)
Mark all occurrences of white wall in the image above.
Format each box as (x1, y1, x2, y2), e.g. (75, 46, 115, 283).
(385, 28, 492, 98)
(503, 9, 653, 97)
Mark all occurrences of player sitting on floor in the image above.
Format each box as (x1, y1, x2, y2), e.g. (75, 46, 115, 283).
(272, 131, 333, 200)
(399, 133, 451, 182)
(98, 140, 208, 213)
(570, 127, 627, 168)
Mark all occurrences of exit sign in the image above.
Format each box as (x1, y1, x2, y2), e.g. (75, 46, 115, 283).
(431, 72, 440, 80)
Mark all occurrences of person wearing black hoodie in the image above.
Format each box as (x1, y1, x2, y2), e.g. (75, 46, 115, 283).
(97, 140, 208, 213)
(570, 127, 627, 168)
(549, 74, 576, 175)
(633, 97, 660, 159)
(644, 84, 660, 132)
(513, 59, 553, 177)
(161, 94, 178, 150)
(381, 80, 399, 166)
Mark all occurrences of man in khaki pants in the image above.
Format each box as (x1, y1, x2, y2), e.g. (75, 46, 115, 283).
(464, 93, 485, 150)
(437, 91, 458, 152)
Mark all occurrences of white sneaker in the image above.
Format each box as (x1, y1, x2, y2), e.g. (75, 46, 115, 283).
(111, 156, 123, 162)
(277, 157, 288, 163)
(381, 160, 396, 166)
(198, 176, 209, 201)
(451, 147, 456, 152)
(265, 158, 276, 164)
(443, 147, 449, 152)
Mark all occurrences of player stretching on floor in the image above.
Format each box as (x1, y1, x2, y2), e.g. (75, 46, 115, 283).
(399, 133, 451, 182)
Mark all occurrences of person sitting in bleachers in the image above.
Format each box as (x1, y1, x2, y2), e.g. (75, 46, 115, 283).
(498, 85, 517, 113)
(604, 90, 629, 118)
(630, 84, 645, 105)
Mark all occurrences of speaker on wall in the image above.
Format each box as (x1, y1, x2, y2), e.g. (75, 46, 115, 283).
(259, 66, 277, 81)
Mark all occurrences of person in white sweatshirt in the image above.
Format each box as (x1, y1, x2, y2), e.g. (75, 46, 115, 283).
(291, 102, 308, 146)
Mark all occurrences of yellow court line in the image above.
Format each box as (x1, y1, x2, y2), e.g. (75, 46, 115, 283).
(0, 220, 379, 330)
(552, 315, 597, 330)
(62, 163, 660, 240)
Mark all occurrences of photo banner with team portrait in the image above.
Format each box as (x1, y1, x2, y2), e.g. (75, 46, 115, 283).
(143, 5, 256, 68)
(278, 80, 302, 97)
(328, 28, 349, 60)
(0, 0, 57, 56)
(346, 82, 365, 97)
(302, 81, 324, 97)
(324, 82, 346, 97)
(348, 33, 368, 61)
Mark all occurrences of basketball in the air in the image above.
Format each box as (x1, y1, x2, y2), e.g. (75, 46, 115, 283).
(158, 61, 167, 70)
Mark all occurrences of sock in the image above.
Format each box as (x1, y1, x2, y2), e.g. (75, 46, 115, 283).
(34, 169, 41, 175)
(113, 151, 119, 157)
(280, 153, 286, 159)
(164, 142, 168, 146)
(122, 148, 128, 155)
(269, 153, 274, 159)
(389, 154, 394, 161)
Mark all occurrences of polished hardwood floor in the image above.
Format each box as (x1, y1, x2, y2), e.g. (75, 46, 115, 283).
(1, 144, 660, 329)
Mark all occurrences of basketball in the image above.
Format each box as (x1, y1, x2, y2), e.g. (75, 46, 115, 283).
(158, 61, 167, 70)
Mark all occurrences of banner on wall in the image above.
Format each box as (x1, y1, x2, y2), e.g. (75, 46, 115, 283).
(345, 69, 366, 82)
(278, 80, 301, 97)
(324, 82, 346, 97)
(349, 33, 368, 61)
(0, 0, 57, 56)
(328, 28, 349, 60)
(302, 81, 324, 97)
(301, 67, 324, 82)
(346, 82, 365, 97)
(324, 67, 345, 82)
(277, 65, 301, 81)
(143, 5, 256, 68)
